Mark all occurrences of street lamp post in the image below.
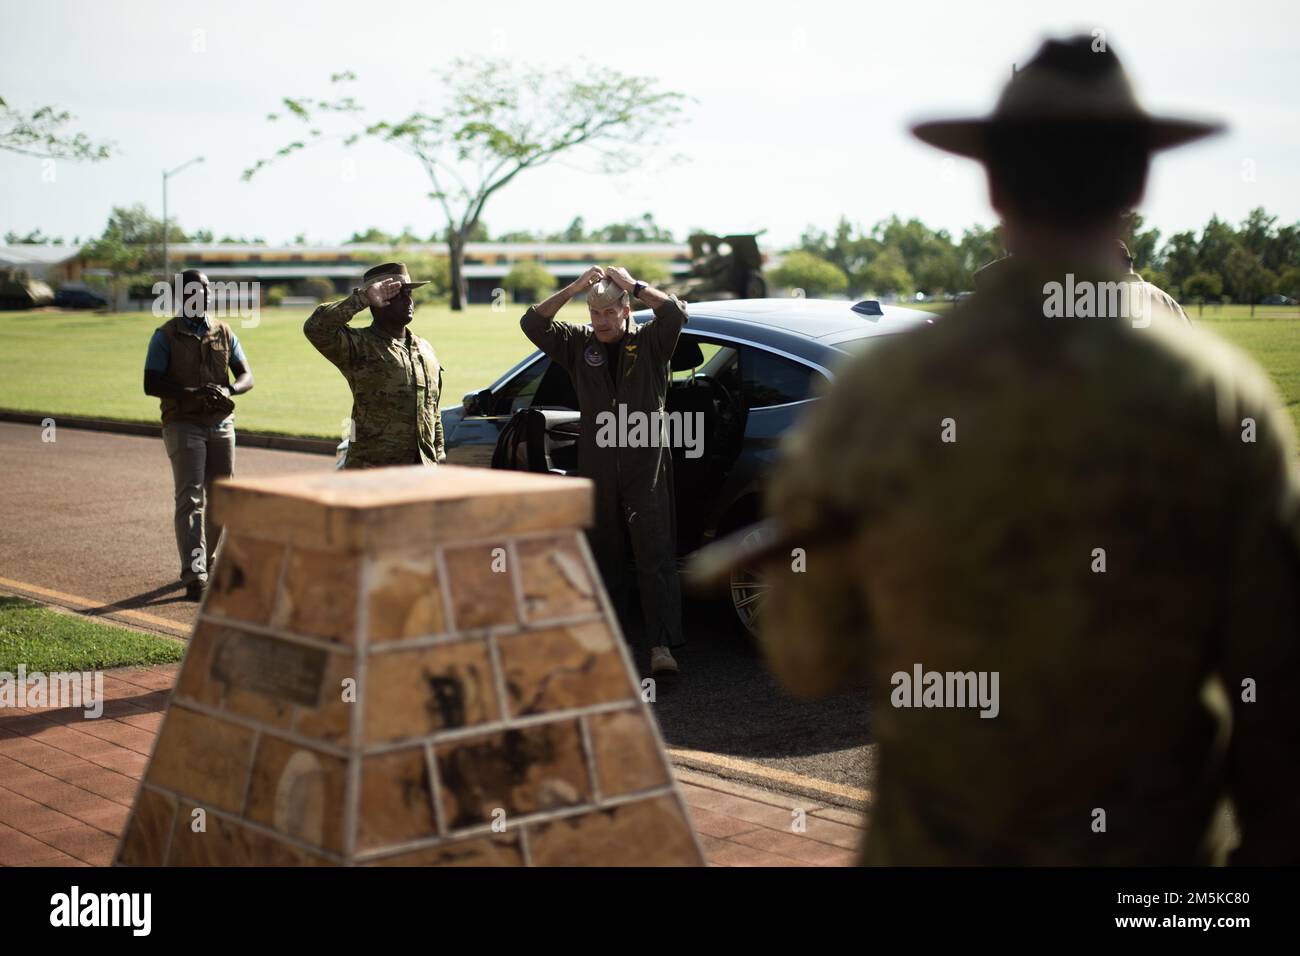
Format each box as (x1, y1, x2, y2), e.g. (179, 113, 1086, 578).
(162, 156, 204, 286)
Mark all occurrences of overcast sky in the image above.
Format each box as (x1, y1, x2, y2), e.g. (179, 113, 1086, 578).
(2, 0, 1297, 248)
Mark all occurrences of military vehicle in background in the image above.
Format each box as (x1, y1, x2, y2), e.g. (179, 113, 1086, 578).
(0, 268, 55, 310)
(668, 232, 769, 301)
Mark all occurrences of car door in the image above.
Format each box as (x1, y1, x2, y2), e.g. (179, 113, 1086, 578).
(444, 353, 551, 467)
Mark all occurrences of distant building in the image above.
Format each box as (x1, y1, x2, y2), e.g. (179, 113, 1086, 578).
(0, 241, 697, 306)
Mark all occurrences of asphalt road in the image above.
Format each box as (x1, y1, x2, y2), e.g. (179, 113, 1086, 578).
(0, 420, 876, 800)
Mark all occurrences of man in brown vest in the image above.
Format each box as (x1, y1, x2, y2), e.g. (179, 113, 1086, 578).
(144, 270, 254, 600)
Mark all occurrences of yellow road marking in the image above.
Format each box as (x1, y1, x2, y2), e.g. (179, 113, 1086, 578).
(668, 747, 872, 805)
(0, 575, 189, 637)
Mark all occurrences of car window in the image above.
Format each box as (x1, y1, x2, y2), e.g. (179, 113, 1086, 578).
(740, 347, 822, 408)
(672, 341, 727, 382)
(489, 357, 548, 415)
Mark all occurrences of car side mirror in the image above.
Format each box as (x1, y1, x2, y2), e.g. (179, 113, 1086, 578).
(463, 388, 494, 416)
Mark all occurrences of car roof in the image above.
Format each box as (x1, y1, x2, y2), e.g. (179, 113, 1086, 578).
(632, 297, 935, 351)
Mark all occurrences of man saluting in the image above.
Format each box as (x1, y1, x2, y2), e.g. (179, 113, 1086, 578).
(305, 262, 445, 468)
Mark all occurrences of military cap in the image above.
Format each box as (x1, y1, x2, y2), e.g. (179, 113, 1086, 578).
(361, 261, 430, 291)
(910, 35, 1224, 160)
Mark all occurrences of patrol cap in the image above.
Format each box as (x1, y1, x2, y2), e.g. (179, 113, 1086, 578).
(588, 278, 629, 309)
(910, 36, 1224, 160)
(361, 261, 430, 291)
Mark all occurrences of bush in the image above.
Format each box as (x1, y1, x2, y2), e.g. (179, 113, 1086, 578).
(613, 254, 671, 288)
(297, 277, 337, 302)
(264, 284, 289, 307)
(767, 250, 849, 297)
(504, 259, 557, 303)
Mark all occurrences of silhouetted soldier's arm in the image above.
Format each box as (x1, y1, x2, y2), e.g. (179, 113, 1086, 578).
(1221, 393, 1300, 864)
(758, 355, 882, 698)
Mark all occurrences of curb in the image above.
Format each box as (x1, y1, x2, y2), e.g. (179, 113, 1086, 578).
(0, 410, 336, 455)
(669, 747, 871, 811)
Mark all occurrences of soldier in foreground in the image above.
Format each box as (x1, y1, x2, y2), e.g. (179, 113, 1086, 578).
(695, 37, 1300, 864)
(521, 265, 689, 675)
(304, 262, 445, 468)
(144, 269, 254, 600)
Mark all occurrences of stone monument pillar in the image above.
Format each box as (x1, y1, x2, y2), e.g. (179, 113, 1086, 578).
(116, 465, 703, 866)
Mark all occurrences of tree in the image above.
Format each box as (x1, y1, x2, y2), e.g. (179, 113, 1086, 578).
(767, 251, 848, 297)
(0, 96, 112, 161)
(590, 213, 675, 243)
(1120, 211, 1161, 270)
(1277, 266, 1300, 317)
(245, 61, 689, 311)
(1182, 272, 1222, 317)
(1223, 245, 1272, 316)
(80, 205, 173, 306)
(615, 254, 671, 288)
(861, 247, 913, 297)
(503, 260, 556, 303)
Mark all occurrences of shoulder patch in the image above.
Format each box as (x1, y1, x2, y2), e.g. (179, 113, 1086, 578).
(584, 343, 606, 367)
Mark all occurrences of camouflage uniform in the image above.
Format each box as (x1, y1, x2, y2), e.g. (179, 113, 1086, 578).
(304, 289, 444, 469)
(759, 257, 1300, 865)
(521, 298, 689, 650)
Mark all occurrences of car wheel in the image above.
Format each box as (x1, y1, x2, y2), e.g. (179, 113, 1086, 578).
(728, 523, 774, 637)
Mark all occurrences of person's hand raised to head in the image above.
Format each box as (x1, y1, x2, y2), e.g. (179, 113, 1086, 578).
(604, 266, 635, 292)
(571, 265, 605, 293)
(365, 277, 404, 309)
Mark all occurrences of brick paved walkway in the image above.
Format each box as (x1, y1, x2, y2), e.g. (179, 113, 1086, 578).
(0, 664, 865, 867)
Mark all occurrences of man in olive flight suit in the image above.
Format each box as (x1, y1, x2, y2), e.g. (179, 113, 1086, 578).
(521, 265, 689, 676)
(694, 37, 1300, 865)
(304, 262, 445, 468)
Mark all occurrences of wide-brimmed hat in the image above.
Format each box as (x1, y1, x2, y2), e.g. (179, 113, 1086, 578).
(361, 261, 429, 290)
(910, 36, 1224, 160)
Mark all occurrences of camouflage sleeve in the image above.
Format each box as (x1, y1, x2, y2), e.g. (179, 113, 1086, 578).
(520, 306, 585, 373)
(758, 353, 882, 698)
(1220, 384, 1300, 864)
(640, 296, 689, 362)
(304, 289, 368, 371)
(434, 364, 446, 463)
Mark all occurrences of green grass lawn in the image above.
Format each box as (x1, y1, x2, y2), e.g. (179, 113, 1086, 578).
(2, 301, 1298, 440)
(0, 597, 184, 672)
(0, 302, 542, 440)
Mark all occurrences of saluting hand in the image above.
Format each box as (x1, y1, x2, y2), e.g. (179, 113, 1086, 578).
(365, 277, 404, 308)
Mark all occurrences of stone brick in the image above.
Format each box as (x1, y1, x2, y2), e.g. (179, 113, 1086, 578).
(271, 546, 360, 643)
(145, 707, 255, 813)
(243, 736, 348, 854)
(528, 795, 702, 866)
(435, 721, 590, 831)
(365, 833, 524, 867)
(357, 747, 437, 851)
(497, 622, 633, 717)
(587, 709, 670, 798)
(442, 543, 518, 632)
(364, 641, 497, 744)
(366, 552, 449, 643)
(516, 534, 599, 622)
(205, 534, 286, 626)
(117, 787, 178, 866)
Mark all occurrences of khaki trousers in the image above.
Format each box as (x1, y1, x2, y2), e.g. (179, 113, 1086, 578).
(162, 420, 235, 583)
